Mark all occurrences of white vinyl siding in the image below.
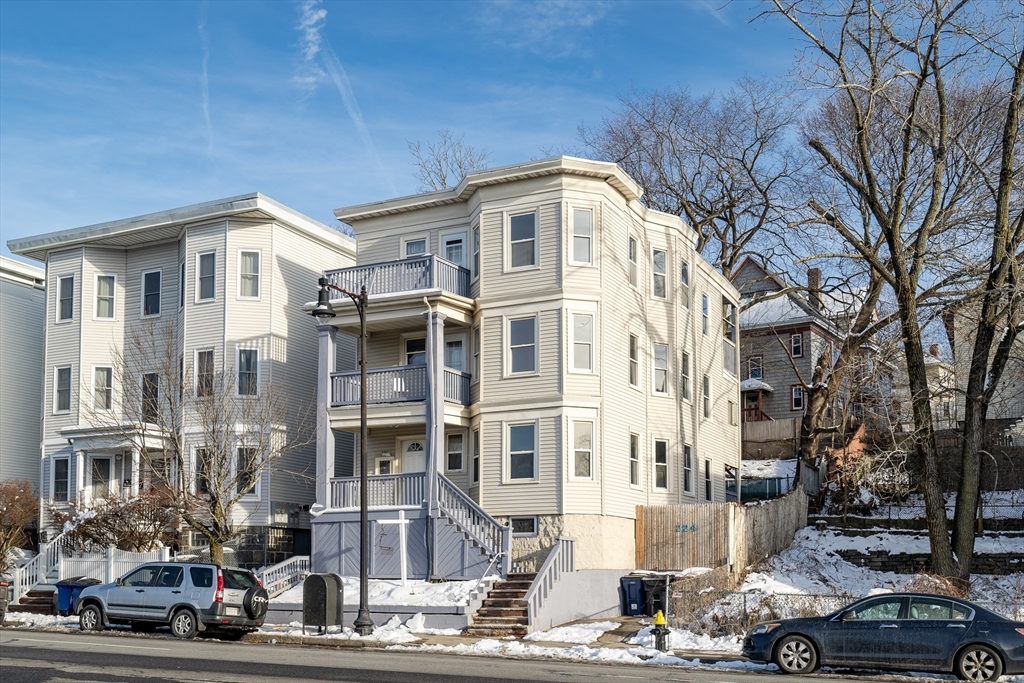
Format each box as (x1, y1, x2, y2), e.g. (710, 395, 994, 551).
(95, 274, 115, 319)
(238, 250, 260, 298)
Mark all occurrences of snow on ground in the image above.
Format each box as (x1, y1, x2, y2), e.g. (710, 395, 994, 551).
(629, 624, 741, 653)
(271, 576, 496, 607)
(523, 621, 620, 644)
(261, 615, 435, 643)
(5, 613, 80, 629)
(741, 459, 796, 480)
(858, 489, 1024, 520)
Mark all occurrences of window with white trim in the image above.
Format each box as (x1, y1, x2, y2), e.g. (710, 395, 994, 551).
(405, 337, 426, 365)
(704, 458, 712, 501)
(472, 226, 480, 278)
(628, 334, 639, 387)
(510, 517, 538, 536)
(472, 326, 481, 381)
(629, 433, 640, 487)
(404, 238, 427, 257)
(94, 366, 113, 411)
(680, 260, 690, 307)
(55, 366, 71, 413)
(571, 313, 593, 372)
(508, 422, 536, 480)
(53, 457, 70, 502)
(571, 208, 592, 265)
(722, 298, 738, 375)
(654, 439, 668, 490)
(747, 356, 763, 380)
(179, 262, 185, 309)
(651, 248, 667, 299)
(791, 333, 803, 358)
(791, 385, 805, 411)
(443, 233, 465, 267)
(508, 316, 536, 374)
(445, 338, 465, 371)
(652, 343, 668, 395)
(701, 294, 709, 334)
(197, 252, 216, 301)
(572, 421, 593, 479)
(681, 351, 691, 401)
(238, 349, 258, 396)
(446, 433, 464, 472)
(682, 445, 693, 493)
(702, 374, 711, 418)
(58, 275, 74, 321)
(95, 274, 115, 319)
(196, 350, 214, 397)
(239, 251, 260, 298)
(142, 372, 159, 423)
(237, 447, 257, 495)
(142, 270, 161, 316)
(195, 448, 211, 494)
(509, 212, 537, 268)
(472, 429, 480, 484)
(628, 236, 638, 288)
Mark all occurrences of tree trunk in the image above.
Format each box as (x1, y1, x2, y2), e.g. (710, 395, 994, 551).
(209, 539, 224, 566)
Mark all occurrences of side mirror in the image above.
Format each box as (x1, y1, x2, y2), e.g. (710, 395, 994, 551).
(840, 610, 855, 622)
(115, 578, 124, 586)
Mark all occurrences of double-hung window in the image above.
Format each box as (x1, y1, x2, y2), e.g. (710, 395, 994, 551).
(704, 459, 712, 501)
(508, 423, 536, 480)
(404, 237, 427, 257)
(142, 373, 159, 423)
(58, 275, 74, 321)
(238, 349, 258, 396)
(195, 448, 211, 494)
(472, 429, 480, 484)
(446, 433, 464, 472)
(472, 327, 481, 381)
(142, 270, 161, 316)
(654, 439, 668, 490)
(509, 212, 537, 268)
(629, 433, 640, 487)
(701, 294, 709, 335)
(237, 448, 257, 495)
(791, 385, 804, 411)
(747, 356, 763, 380)
(53, 458, 70, 502)
(791, 333, 803, 358)
(571, 313, 593, 372)
(572, 421, 593, 479)
(179, 262, 186, 309)
(652, 343, 668, 395)
(651, 249, 667, 299)
(722, 299, 738, 375)
(681, 351, 691, 401)
(197, 252, 216, 301)
(196, 350, 214, 397)
(702, 375, 711, 418)
(628, 236, 638, 288)
(680, 260, 690, 307)
(571, 208, 592, 265)
(628, 334, 639, 387)
(239, 251, 260, 298)
(682, 445, 693, 493)
(94, 367, 113, 411)
(472, 226, 480, 278)
(445, 339, 465, 371)
(405, 338, 426, 365)
(509, 316, 536, 374)
(55, 366, 71, 413)
(95, 275, 115, 319)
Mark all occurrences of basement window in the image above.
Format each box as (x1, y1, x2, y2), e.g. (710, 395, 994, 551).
(510, 516, 538, 537)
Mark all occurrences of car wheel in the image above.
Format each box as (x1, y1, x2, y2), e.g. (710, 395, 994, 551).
(170, 609, 198, 639)
(775, 635, 818, 675)
(79, 604, 104, 632)
(956, 645, 1003, 682)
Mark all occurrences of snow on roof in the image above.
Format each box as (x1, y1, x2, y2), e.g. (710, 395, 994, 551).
(740, 379, 774, 392)
(739, 294, 812, 328)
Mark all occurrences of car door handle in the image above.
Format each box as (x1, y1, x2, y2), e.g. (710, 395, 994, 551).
(947, 623, 966, 629)
(879, 624, 899, 629)
(171, 590, 181, 594)
(135, 589, 145, 593)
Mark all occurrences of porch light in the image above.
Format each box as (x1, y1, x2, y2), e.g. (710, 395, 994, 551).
(312, 278, 337, 321)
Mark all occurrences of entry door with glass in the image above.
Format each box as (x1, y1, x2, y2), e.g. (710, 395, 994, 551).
(442, 233, 466, 267)
(401, 439, 427, 474)
(91, 457, 112, 499)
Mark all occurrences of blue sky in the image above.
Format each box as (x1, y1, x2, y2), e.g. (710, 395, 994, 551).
(0, 0, 798, 262)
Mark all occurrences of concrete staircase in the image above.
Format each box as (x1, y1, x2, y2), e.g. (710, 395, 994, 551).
(465, 572, 535, 636)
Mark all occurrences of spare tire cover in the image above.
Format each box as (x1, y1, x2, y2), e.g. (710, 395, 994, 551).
(243, 586, 269, 620)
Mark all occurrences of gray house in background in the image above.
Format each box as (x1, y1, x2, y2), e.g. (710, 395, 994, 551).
(0, 256, 46, 489)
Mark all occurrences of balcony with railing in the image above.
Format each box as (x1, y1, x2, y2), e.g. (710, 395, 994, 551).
(324, 254, 471, 300)
(330, 471, 426, 509)
(331, 364, 472, 407)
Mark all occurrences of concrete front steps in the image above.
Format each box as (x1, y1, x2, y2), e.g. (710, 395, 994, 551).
(9, 585, 56, 615)
(465, 572, 535, 637)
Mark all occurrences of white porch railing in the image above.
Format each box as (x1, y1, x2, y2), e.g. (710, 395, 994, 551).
(324, 254, 471, 299)
(59, 546, 170, 583)
(330, 472, 427, 509)
(12, 531, 71, 603)
(437, 474, 511, 576)
(332, 365, 428, 406)
(257, 555, 310, 598)
(523, 536, 576, 626)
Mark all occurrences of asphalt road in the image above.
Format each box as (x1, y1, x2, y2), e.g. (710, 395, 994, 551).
(0, 630, 954, 683)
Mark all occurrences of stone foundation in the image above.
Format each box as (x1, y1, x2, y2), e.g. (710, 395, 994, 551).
(836, 549, 1023, 575)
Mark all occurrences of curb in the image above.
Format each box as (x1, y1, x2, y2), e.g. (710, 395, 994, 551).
(242, 631, 391, 649)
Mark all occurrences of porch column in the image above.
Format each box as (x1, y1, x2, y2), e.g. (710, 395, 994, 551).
(75, 450, 87, 504)
(424, 309, 447, 516)
(315, 325, 337, 510)
(130, 449, 140, 496)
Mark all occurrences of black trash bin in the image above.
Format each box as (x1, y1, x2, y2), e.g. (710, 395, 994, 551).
(641, 575, 672, 618)
(620, 576, 646, 616)
(302, 573, 344, 635)
(55, 577, 102, 616)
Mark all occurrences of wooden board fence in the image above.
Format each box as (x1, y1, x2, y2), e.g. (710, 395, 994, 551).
(636, 486, 807, 574)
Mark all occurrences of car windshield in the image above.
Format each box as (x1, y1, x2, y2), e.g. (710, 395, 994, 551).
(222, 568, 258, 590)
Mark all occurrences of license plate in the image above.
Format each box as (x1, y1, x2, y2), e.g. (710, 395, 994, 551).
(226, 607, 239, 616)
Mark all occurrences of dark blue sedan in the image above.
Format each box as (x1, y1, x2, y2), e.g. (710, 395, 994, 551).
(742, 592, 1024, 680)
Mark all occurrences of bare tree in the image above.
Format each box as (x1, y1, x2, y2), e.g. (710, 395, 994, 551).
(0, 480, 38, 574)
(49, 489, 175, 553)
(408, 129, 492, 191)
(763, 0, 1024, 579)
(579, 77, 799, 277)
(87, 320, 314, 565)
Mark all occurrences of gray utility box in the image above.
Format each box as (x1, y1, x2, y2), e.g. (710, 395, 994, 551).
(303, 573, 344, 635)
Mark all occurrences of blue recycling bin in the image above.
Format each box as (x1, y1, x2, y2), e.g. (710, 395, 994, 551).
(620, 576, 645, 616)
(55, 577, 101, 616)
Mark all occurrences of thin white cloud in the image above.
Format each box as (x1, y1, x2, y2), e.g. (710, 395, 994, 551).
(294, 0, 328, 95)
(478, 0, 614, 55)
(198, 1, 214, 160)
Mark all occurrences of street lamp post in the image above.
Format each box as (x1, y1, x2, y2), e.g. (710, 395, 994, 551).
(312, 276, 374, 636)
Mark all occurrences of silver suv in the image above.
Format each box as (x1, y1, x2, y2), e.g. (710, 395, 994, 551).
(75, 563, 269, 639)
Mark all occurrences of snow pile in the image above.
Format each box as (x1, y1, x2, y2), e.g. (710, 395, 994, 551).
(629, 625, 741, 653)
(264, 615, 422, 643)
(523, 621, 620, 644)
(272, 576, 495, 607)
(6, 613, 81, 629)
(741, 459, 796, 480)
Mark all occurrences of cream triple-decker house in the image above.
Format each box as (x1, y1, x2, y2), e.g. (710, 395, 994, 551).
(310, 158, 742, 599)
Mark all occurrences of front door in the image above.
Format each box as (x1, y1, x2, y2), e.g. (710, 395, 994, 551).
(401, 439, 427, 474)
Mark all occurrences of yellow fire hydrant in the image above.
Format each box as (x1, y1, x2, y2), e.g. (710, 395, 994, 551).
(652, 609, 669, 652)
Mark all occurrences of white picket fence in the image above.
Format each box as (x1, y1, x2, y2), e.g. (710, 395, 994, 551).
(59, 546, 171, 583)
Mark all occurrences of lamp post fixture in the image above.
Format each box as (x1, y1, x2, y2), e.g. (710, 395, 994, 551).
(311, 276, 374, 636)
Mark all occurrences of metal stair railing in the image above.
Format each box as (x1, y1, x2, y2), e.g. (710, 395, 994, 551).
(12, 531, 71, 603)
(257, 555, 311, 598)
(523, 536, 576, 626)
(436, 474, 511, 577)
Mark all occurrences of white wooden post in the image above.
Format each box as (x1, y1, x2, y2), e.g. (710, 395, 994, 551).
(378, 510, 411, 588)
(106, 545, 115, 583)
(315, 325, 337, 511)
(160, 547, 170, 562)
